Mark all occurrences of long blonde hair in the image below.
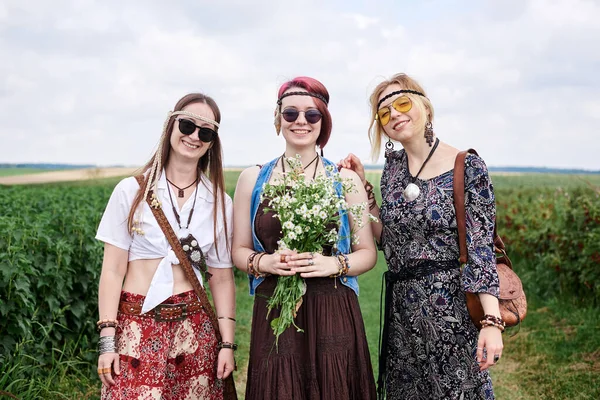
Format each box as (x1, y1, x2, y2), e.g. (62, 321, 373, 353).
(368, 73, 435, 161)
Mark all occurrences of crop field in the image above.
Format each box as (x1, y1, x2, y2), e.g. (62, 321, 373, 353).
(0, 171, 599, 399)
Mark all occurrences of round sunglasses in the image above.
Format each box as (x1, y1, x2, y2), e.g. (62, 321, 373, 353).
(376, 96, 413, 126)
(177, 118, 217, 142)
(281, 108, 323, 124)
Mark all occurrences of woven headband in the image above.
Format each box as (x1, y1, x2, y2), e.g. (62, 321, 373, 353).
(277, 91, 329, 106)
(169, 110, 220, 128)
(377, 89, 425, 109)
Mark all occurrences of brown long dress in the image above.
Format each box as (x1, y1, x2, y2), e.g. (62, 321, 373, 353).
(244, 201, 376, 400)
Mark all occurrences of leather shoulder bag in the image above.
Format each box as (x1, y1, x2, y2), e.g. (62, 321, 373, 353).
(453, 150, 527, 330)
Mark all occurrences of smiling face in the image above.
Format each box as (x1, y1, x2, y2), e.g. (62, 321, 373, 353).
(169, 102, 216, 161)
(279, 89, 322, 149)
(378, 83, 428, 144)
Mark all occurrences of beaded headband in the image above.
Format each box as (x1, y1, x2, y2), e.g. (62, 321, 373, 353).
(277, 91, 329, 107)
(377, 89, 426, 109)
(170, 110, 220, 128)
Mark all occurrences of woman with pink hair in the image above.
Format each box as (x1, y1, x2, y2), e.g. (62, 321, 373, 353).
(232, 77, 377, 399)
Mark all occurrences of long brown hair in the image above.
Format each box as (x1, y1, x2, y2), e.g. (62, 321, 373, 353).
(127, 93, 229, 257)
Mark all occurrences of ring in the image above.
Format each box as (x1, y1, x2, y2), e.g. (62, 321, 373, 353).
(493, 354, 500, 363)
(308, 259, 314, 266)
(280, 254, 286, 263)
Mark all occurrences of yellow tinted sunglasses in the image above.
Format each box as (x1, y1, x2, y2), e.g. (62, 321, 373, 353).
(376, 96, 412, 126)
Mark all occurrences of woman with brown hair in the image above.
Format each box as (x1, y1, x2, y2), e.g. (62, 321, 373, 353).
(232, 76, 377, 400)
(340, 73, 503, 399)
(95, 93, 236, 399)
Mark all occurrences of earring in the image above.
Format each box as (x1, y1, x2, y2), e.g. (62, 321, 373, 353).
(424, 121, 434, 147)
(385, 137, 395, 158)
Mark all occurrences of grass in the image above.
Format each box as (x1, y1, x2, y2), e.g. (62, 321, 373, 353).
(1, 171, 599, 399)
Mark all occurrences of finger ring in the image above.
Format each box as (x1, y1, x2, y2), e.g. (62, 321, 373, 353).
(308, 259, 314, 266)
(493, 354, 500, 363)
(476, 347, 483, 350)
(280, 255, 286, 263)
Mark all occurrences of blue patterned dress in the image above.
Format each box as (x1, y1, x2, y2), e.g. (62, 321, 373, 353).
(379, 149, 499, 400)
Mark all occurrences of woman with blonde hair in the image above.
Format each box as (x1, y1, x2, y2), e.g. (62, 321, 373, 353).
(95, 93, 236, 399)
(340, 73, 503, 399)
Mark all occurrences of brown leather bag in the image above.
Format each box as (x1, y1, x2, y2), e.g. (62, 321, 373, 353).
(136, 175, 238, 399)
(453, 150, 527, 329)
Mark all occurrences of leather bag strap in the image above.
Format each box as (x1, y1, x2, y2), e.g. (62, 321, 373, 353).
(134, 175, 221, 338)
(453, 150, 475, 264)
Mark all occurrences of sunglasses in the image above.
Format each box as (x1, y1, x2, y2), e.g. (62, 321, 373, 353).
(177, 118, 217, 142)
(281, 108, 323, 124)
(376, 96, 413, 126)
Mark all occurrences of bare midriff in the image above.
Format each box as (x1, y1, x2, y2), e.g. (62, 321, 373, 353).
(122, 258, 194, 296)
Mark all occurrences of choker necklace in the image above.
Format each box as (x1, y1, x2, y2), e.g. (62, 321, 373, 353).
(403, 138, 440, 202)
(166, 177, 197, 198)
(281, 153, 320, 179)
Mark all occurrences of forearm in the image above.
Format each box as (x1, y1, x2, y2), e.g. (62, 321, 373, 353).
(369, 204, 383, 243)
(478, 292, 501, 318)
(98, 269, 125, 336)
(232, 246, 257, 274)
(208, 268, 236, 343)
(345, 247, 377, 276)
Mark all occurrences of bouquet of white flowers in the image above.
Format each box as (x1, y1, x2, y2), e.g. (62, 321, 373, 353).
(261, 155, 374, 346)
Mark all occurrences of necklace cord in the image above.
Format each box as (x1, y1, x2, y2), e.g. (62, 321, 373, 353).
(166, 177, 199, 229)
(280, 153, 320, 179)
(410, 138, 440, 182)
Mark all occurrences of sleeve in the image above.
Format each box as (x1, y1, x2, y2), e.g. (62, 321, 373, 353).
(206, 194, 234, 269)
(460, 154, 500, 297)
(95, 178, 136, 251)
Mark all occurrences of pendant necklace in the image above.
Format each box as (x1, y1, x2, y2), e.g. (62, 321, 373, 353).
(165, 179, 210, 278)
(403, 137, 440, 202)
(281, 153, 320, 179)
(166, 177, 197, 197)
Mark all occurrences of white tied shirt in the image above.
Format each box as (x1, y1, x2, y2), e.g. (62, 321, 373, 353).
(96, 171, 233, 313)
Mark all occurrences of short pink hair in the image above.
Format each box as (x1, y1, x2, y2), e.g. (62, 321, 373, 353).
(277, 76, 332, 149)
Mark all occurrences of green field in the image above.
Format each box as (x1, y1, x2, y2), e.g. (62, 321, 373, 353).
(1, 171, 599, 399)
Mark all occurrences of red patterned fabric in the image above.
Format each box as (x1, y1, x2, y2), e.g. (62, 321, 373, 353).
(102, 290, 223, 400)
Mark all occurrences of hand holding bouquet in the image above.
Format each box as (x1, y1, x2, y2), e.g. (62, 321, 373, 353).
(261, 155, 375, 347)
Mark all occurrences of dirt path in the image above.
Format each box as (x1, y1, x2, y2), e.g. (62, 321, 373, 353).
(0, 167, 140, 185)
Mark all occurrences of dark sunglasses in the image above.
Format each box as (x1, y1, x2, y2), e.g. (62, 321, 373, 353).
(376, 96, 413, 126)
(177, 118, 217, 142)
(281, 108, 323, 124)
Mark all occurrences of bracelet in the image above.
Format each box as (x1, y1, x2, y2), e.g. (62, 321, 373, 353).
(247, 251, 259, 276)
(97, 321, 118, 333)
(96, 318, 118, 327)
(218, 316, 237, 322)
(98, 335, 117, 354)
(217, 341, 238, 351)
(254, 252, 267, 278)
(480, 320, 505, 332)
(330, 254, 349, 278)
(364, 181, 378, 210)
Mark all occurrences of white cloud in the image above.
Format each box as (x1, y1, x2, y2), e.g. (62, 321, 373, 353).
(0, 0, 598, 169)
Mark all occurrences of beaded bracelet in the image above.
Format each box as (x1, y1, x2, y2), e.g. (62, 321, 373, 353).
(96, 318, 118, 327)
(217, 342, 238, 351)
(247, 251, 259, 275)
(253, 252, 267, 278)
(330, 254, 349, 278)
(480, 320, 506, 332)
(97, 321, 118, 333)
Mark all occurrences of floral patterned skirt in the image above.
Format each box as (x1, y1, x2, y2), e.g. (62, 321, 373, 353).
(101, 290, 223, 400)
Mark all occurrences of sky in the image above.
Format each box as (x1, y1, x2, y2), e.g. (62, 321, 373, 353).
(1, 0, 599, 169)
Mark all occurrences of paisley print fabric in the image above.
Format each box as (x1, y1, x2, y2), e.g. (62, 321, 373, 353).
(379, 149, 498, 400)
(101, 290, 222, 400)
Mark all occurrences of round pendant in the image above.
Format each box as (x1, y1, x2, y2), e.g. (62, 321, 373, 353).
(403, 182, 420, 201)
